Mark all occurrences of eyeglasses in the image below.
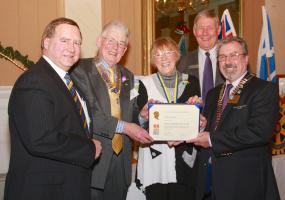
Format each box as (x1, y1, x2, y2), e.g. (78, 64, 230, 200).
(218, 52, 246, 63)
(103, 37, 127, 50)
(153, 51, 175, 58)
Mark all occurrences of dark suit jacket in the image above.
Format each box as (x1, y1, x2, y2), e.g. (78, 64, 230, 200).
(71, 58, 135, 189)
(195, 75, 280, 200)
(177, 49, 224, 87)
(4, 57, 95, 200)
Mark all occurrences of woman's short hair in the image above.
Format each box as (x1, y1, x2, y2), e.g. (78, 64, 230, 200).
(150, 37, 180, 67)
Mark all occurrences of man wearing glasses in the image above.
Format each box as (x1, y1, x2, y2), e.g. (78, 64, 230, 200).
(71, 20, 153, 200)
(190, 37, 280, 200)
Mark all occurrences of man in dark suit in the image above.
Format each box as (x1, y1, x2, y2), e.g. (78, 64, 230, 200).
(177, 10, 224, 100)
(4, 18, 102, 200)
(71, 20, 153, 200)
(191, 37, 280, 200)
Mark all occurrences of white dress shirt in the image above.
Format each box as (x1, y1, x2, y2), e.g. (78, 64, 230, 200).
(43, 55, 91, 129)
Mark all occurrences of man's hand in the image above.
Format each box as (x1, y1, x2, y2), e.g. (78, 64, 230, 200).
(123, 122, 153, 144)
(92, 139, 102, 159)
(188, 131, 210, 148)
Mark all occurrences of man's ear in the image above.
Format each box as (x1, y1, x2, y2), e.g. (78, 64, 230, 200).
(96, 36, 102, 48)
(193, 27, 196, 38)
(217, 25, 221, 36)
(43, 38, 50, 50)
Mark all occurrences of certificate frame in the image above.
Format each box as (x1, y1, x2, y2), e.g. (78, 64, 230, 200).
(148, 103, 200, 141)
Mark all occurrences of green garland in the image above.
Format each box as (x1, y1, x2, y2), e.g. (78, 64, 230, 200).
(0, 42, 35, 71)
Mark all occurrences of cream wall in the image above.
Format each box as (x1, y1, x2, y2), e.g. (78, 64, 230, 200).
(102, 0, 143, 75)
(0, 0, 64, 85)
(65, 0, 102, 58)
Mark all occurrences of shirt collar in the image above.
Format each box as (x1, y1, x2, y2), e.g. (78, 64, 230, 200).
(199, 45, 217, 57)
(43, 55, 67, 80)
(226, 71, 248, 88)
(97, 57, 117, 70)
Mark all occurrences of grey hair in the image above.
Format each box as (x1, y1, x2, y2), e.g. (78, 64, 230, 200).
(217, 36, 248, 55)
(101, 20, 130, 44)
(193, 10, 219, 29)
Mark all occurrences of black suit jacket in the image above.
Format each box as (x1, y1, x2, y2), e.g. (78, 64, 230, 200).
(195, 75, 280, 200)
(4, 57, 95, 200)
(71, 58, 136, 189)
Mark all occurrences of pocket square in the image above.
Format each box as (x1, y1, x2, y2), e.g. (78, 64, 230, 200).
(233, 105, 248, 109)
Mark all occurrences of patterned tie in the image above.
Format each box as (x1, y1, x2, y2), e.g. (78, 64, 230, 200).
(108, 67, 123, 155)
(222, 84, 233, 112)
(202, 52, 214, 101)
(64, 73, 90, 138)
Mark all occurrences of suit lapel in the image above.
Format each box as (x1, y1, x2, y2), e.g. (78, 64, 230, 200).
(218, 77, 252, 126)
(39, 58, 72, 102)
(39, 58, 86, 133)
(119, 67, 131, 121)
(90, 64, 111, 115)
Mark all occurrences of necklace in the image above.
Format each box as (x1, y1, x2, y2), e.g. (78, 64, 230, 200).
(94, 58, 122, 94)
(215, 73, 253, 128)
(157, 72, 178, 103)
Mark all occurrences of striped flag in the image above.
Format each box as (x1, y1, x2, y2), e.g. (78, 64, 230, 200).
(256, 6, 276, 83)
(219, 9, 237, 39)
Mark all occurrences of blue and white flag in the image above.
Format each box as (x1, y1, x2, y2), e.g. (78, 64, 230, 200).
(256, 6, 276, 83)
(219, 9, 237, 39)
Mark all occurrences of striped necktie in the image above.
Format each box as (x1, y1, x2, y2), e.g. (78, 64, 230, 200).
(64, 73, 90, 138)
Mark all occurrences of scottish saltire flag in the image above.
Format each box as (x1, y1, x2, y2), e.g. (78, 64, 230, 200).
(256, 6, 276, 83)
(178, 35, 187, 56)
(219, 9, 237, 39)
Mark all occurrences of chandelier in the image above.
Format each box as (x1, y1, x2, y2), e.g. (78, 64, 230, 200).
(156, 0, 210, 14)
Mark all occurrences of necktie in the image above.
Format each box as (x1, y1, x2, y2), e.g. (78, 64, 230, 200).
(222, 84, 233, 112)
(108, 67, 123, 155)
(64, 73, 90, 138)
(202, 52, 214, 101)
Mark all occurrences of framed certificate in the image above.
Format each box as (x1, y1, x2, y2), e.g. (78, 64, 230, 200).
(149, 104, 200, 141)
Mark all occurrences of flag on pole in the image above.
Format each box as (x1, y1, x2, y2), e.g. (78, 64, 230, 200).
(219, 9, 237, 39)
(178, 35, 187, 56)
(256, 6, 276, 83)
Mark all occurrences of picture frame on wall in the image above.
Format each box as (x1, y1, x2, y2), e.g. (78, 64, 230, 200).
(272, 74, 285, 155)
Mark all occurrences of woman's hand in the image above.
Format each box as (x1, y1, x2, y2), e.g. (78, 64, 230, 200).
(186, 95, 203, 106)
(167, 140, 184, 147)
(139, 99, 160, 121)
(199, 114, 207, 131)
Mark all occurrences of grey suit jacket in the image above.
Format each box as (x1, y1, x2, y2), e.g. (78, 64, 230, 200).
(71, 58, 136, 189)
(177, 49, 224, 87)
